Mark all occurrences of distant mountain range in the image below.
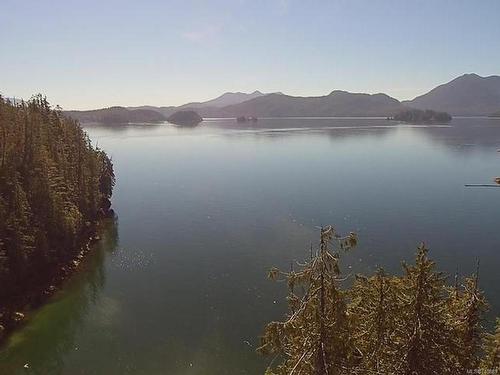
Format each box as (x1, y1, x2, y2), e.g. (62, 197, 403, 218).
(178, 90, 270, 108)
(60, 73, 500, 123)
(128, 91, 277, 118)
(124, 90, 404, 117)
(125, 90, 405, 119)
(403, 74, 500, 116)
(211, 91, 404, 117)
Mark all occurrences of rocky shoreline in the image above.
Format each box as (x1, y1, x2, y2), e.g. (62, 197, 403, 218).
(0, 211, 114, 346)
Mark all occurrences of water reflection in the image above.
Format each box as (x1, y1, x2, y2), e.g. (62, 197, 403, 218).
(0, 218, 119, 374)
(83, 123, 165, 137)
(1, 117, 500, 374)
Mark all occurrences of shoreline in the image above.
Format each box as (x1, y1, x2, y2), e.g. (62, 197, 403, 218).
(0, 212, 115, 347)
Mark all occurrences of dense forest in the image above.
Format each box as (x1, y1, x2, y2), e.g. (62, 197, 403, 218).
(167, 110, 203, 126)
(259, 226, 500, 374)
(0, 95, 114, 339)
(64, 106, 166, 124)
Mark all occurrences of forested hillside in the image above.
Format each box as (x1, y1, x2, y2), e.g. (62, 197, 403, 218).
(404, 74, 500, 116)
(0, 95, 114, 337)
(65, 106, 166, 124)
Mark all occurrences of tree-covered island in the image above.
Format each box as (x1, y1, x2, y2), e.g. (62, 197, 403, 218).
(391, 109, 452, 123)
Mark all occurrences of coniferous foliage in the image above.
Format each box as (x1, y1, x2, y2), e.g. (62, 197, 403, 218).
(257, 226, 358, 374)
(258, 227, 498, 375)
(0, 95, 114, 331)
(482, 319, 500, 371)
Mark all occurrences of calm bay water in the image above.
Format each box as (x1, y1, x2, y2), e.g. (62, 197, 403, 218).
(1, 117, 500, 374)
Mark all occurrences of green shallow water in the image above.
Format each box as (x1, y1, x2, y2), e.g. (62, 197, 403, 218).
(1, 117, 500, 374)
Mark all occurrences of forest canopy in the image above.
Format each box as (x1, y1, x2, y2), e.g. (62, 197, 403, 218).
(64, 106, 166, 124)
(0, 95, 114, 335)
(258, 226, 500, 374)
(167, 110, 203, 126)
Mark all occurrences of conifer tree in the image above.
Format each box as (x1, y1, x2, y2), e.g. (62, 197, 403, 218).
(451, 271, 487, 373)
(257, 226, 357, 374)
(481, 319, 500, 372)
(349, 269, 400, 373)
(393, 245, 454, 374)
(259, 232, 498, 375)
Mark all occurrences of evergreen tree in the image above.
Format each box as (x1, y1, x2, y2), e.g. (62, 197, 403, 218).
(259, 232, 498, 375)
(394, 245, 455, 374)
(481, 319, 500, 372)
(257, 226, 357, 374)
(450, 272, 487, 373)
(349, 269, 400, 373)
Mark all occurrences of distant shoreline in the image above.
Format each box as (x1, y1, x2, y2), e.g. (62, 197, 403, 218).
(78, 115, 498, 125)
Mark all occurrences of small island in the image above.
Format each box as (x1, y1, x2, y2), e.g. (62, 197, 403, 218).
(167, 110, 203, 126)
(236, 116, 258, 123)
(391, 109, 452, 123)
(489, 111, 500, 117)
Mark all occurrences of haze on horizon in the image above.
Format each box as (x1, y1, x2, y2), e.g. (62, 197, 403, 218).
(1, 0, 499, 110)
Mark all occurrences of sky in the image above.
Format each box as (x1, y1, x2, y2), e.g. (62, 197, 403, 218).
(1, 0, 499, 110)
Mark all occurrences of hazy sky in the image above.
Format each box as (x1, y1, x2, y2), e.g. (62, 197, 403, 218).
(1, 0, 499, 109)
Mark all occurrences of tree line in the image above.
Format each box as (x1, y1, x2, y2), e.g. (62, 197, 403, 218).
(258, 226, 499, 374)
(0, 95, 114, 332)
(392, 109, 452, 123)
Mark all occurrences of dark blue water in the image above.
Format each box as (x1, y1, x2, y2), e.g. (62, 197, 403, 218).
(1, 117, 500, 374)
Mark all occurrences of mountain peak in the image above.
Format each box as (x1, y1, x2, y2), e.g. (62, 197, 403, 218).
(220, 90, 263, 96)
(405, 73, 500, 115)
(328, 90, 348, 95)
(455, 73, 500, 82)
(179, 90, 268, 109)
(211, 90, 403, 117)
(461, 73, 481, 78)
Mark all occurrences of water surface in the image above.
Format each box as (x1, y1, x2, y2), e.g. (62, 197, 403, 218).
(1, 117, 500, 374)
